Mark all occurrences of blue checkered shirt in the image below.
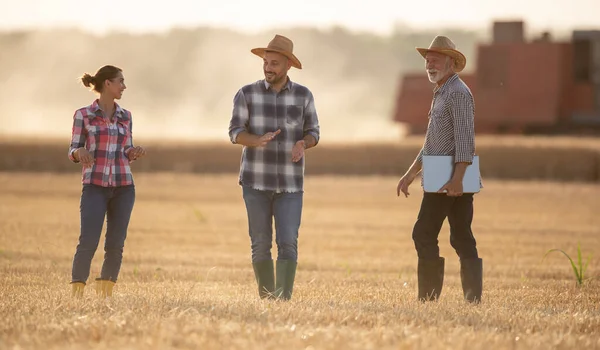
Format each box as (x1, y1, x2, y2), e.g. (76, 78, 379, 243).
(416, 74, 481, 188)
(417, 73, 476, 164)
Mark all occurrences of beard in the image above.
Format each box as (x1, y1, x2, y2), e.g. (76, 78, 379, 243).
(265, 71, 285, 85)
(427, 69, 445, 83)
(427, 59, 453, 83)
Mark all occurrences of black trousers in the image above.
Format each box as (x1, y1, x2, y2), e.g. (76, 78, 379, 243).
(412, 193, 479, 260)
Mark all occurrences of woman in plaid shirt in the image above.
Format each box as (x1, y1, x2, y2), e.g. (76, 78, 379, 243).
(68, 65, 146, 298)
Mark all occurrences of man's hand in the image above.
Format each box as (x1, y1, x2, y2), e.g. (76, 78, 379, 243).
(75, 148, 94, 168)
(256, 129, 281, 147)
(439, 162, 468, 196)
(438, 178, 463, 197)
(397, 172, 417, 198)
(291, 140, 305, 162)
(127, 146, 146, 161)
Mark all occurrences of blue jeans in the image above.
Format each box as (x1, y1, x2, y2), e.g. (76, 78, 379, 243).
(242, 186, 303, 262)
(71, 184, 136, 283)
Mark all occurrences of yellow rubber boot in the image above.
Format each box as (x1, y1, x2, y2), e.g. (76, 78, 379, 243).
(103, 280, 115, 297)
(95, 279, 103, 297)
(71, 282, 85, 298)
(95, 279, 116, 298)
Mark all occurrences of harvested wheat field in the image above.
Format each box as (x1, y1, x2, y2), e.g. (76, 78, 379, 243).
(0, 172, 599, 350)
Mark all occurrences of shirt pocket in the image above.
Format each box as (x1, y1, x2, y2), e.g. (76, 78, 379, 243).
(117, 125, 128, 135)
(286, 105, 304, 126)
(117, 124, 130, 148)
(85, 119, 107, 137)
(429, 98, 444, 118)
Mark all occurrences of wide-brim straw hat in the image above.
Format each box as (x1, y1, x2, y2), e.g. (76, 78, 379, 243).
(416, 35, 466, 72)
(251, 34, 302, 69)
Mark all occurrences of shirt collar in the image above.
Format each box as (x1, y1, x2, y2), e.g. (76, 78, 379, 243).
(433, 73, 458, 94)
(263, 77, 293, 92)
(90, 99, 125, 119)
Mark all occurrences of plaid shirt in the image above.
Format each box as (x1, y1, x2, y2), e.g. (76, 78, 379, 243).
(68, 100, 135, 187)
(228, 79, 320, 193)
(416, 74, 480, 187)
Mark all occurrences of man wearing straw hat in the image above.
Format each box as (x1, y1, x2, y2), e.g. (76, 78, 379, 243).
(228, 34, 320, 301)
(396, 36, 483, 303)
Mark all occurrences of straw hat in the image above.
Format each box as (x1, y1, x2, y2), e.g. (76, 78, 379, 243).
(416, 36, 466, 72)
(251, 34, 302, 69)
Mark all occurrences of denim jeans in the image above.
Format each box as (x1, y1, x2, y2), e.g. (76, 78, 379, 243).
(242, 186, 303, 262)
(71, 184, 135, 283)
(412, 193, 479, 260)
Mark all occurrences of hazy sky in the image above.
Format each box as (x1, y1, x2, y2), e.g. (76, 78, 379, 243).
(1, 0, 598, 35)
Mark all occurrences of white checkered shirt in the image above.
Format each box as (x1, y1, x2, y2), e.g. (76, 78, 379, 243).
(416, 73, 476, 164)
(228, 79, 320, 193)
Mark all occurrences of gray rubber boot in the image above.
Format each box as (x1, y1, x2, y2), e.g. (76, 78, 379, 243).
(417, 257, 445, 302)
(252, 260, 275, 299)
(460, 258, 483, 303)
(275, 260, 297, 301)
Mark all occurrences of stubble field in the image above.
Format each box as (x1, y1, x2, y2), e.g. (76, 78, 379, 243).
(0, 172, 599, 349)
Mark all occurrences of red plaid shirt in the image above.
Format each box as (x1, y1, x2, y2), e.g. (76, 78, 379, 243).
(68, 100, 135, 187)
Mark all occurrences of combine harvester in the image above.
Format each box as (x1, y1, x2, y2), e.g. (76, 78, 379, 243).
(393, 21, 600, 135)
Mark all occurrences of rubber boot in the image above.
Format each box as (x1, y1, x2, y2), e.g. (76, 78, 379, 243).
(252, 260, 275, 299)
(460, 258, 483, 303)
(417, 257, 445, 302)
(275, 260, 297, 301)
(103, 280, 115, 297)
(95, 278, 116, 298)
(95, 278, 103, 296)
(71, 282, 85, 298)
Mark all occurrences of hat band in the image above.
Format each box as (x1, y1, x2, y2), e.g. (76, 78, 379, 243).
(266, 45, 290, 52)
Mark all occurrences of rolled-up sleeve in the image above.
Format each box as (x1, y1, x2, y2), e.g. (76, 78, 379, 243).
(415, 146, 424, 164)
(228, 89, 249, 144)
(125, 112, 134, 154)
(303, 92, 320, 145)
(123, 112, 136, 161)
(450, 91, 475, 164)
(68, 110, 86, 163)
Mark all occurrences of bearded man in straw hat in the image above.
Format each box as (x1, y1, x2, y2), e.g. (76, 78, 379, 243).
(396, 36, 483, 303)
(228, 34, 320, 301)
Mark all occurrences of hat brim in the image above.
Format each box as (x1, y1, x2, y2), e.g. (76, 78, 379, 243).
(251, 48, 302, 69)
(416, 47, 466, 72)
